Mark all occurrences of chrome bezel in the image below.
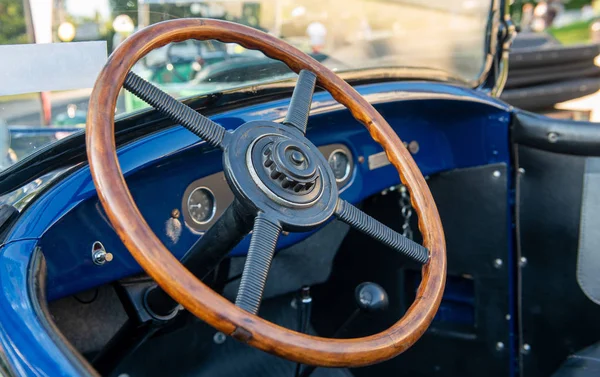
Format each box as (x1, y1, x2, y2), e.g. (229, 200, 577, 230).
(186, 186, 217, 225)
(328, 149, 351, 183)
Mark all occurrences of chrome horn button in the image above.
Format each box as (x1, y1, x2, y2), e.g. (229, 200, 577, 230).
(263, 139, 318, 193)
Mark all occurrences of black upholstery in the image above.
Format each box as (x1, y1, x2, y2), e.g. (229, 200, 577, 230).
(513, 110, 600, 156)
(514, 112, 600, 377)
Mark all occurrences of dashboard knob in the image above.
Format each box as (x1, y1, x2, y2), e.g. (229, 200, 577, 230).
(355, 282, 389, 313)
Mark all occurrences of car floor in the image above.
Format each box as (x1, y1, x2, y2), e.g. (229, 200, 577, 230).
(110, 293, 353, 377)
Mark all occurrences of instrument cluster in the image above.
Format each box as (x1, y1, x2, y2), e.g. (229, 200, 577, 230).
(181, 143, 353, 233)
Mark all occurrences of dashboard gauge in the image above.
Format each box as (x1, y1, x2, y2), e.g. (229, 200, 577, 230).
(186, 187, 216, 224)
(328, 149, 351, 182)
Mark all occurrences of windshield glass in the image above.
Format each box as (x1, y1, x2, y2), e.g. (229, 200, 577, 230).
(0, 0, 492, 172)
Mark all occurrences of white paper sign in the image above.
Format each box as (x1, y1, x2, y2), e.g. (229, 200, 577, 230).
(0, 41, 107, 96)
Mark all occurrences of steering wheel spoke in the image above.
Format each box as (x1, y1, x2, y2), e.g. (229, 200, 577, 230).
(123, 72, 227, 148)
(283, 69, 317, 134)
(235, 213, 281, 314)
(334, 199, 429, 264)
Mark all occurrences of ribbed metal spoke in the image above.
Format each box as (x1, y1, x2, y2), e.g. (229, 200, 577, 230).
(334, 199, 429, 264)
(235, 214, 281, 314)
(123, 72, 227, 148)
(283, 70, 317, 134)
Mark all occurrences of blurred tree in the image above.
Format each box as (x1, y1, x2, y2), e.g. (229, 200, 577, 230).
(564, 0, 593, 10)
(512, 0, 595, 27)
(0, 0, 28, 44)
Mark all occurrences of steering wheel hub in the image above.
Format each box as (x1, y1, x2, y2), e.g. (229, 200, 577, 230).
(250, 134, 321, 205)
(262, 138, 317, 192)
(223, 120, 338, 229)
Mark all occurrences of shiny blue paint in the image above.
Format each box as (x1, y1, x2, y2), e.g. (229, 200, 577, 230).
(0, 239, 84, 377)
(0, 81, 514, 377)
(3, 81, 512, 302)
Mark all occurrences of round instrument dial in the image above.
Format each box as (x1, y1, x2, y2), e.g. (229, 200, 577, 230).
(187, 187, 216, 224)
(328, 150, 351, 182)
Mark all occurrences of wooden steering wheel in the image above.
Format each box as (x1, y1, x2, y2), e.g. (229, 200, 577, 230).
(86, 19, 446, 367)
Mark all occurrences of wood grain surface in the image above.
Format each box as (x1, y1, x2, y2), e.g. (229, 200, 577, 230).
(86, 18, 446, 367)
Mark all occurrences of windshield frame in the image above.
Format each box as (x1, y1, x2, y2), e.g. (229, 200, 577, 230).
(0, 0, 511, 183)
(470, 0, 503, 91)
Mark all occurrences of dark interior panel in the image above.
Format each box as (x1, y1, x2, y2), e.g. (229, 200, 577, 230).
(516, 145, 600, 377)
(312, 163, 512, 377)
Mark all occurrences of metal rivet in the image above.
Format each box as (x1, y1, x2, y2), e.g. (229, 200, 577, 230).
(522, 344, 531, 354)
(213, 332, 226, 344)
(505, 314, 511, 320)
(408, 141, 420, 154)
(171, 208, 180, 218)
(518, 167, 526, 174)
(358, 156, 365, 164)
(493, 170, 501, 178)
(92, 242, 113, 266)
(519, 257, 528, 267)
(547, 132, 559, 143)
(496, 342, 505, 351)
(494, 258, 503, 268)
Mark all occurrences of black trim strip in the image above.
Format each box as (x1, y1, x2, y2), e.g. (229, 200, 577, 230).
(509, 44, 600, 70)
(0, 343, 17, 377)
(501, 78, 600, 111)
(513, 110, 600, 156)
(506, 61, 600, 89)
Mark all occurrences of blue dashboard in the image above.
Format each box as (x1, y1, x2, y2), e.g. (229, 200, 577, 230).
(2, 81, 512, 301)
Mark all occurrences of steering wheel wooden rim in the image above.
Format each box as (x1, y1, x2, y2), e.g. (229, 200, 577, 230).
(86, 18, 446, 367)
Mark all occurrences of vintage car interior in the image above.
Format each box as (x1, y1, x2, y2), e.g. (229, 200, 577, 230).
(2, 2, 600, 377)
